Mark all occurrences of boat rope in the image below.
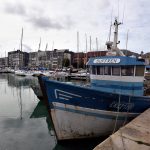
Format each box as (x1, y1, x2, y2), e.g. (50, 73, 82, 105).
(112, 93, 121, 134)
(120, 130, 126, 150)
(123, 95, 131, 126)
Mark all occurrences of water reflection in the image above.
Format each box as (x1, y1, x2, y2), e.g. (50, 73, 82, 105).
(30, 101, 102, 150)
(7, 74, 38, 88)
(0, 73, 103, 150)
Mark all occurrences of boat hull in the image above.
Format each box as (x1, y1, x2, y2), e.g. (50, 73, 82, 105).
(50, 102, 138, 140)
(39, 76, 150, 140)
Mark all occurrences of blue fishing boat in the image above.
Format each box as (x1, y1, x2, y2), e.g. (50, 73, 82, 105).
(38, 19, 150, 140)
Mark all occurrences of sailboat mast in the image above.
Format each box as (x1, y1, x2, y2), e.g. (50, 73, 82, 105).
(85, 34, 88, 63)
(77, 31, 79, 69)
(45, 43, 48, 68)
(52, 41, 54, 50)
(38, 37, 41, 51)
(96, 37, 98, 52)
(20, 28, 23, 52)
(20, 28, 23, 68)
(90, 36, 92, 51)
(126, 30, 129, 50)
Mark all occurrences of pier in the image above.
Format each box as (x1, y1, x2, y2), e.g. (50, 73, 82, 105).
(94, 108, 150, 150)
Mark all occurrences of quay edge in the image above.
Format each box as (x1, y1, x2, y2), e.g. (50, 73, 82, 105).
(93, 108, 150, 150)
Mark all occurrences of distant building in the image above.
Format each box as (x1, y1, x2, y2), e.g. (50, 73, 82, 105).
(28, 50, 47, 68)
(28, 51, 37, 68)
(8, 50, 29, 68)
(28, 49, 71, 69)
(72, 52, 85, 68)
(0, 57, 8, 68)
(3, 48, 142, 69)
(72, 51, 107, 68)
(50, 49, 71, 69)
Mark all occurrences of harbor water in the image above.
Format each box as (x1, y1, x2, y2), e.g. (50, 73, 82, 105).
(0, 73, 104, 150)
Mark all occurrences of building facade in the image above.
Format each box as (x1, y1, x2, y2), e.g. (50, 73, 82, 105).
(8, 50, 29, 68)
(0, 57, 8, 68)
(3, 48, 141, 69)
(28, 49, 71, 69)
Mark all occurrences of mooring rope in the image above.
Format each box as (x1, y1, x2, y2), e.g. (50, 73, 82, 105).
(123, 95, 131, 126)
(112, 93, 121, 134)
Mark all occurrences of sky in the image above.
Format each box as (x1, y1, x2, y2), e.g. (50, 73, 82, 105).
(0, 0, 150, 57)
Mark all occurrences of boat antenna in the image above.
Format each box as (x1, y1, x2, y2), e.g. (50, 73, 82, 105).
(108, 8, 113, 41)
(117, 0, 120, 21)
(113, 18, 122, 49)
(121, 0, 126, 24)
(125, 29, 129, 55)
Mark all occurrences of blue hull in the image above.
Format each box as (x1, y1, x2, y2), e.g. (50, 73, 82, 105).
(38, 76, 150, 140)
(40, 76, 150, 114)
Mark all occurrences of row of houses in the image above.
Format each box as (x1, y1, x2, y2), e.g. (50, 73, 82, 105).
(0, 49, 141, 69)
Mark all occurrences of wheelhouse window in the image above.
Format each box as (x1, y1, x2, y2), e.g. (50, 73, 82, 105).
(97, 66, 100, 75)
(135, 66, 145, 76)
(104, 66, 111, 75)
(121, 66, 134, 76)
(100, 66, 104, 75)
(92, 66, 96, 75)
(112, 66, 120, 76)
(97, 66, 103, 75)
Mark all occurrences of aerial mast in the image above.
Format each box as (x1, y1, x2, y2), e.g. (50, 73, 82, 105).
(113, 18, 121, 49)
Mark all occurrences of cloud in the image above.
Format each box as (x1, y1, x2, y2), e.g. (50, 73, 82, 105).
(26, 15, 64, 30)
(3, 2, 26, 16)
(3, 1, 74, 31)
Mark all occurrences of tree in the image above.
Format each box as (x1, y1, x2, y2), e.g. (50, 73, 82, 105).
(63, 58, 70, 67)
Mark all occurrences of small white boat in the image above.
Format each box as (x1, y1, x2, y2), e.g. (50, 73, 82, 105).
(15, 70, 26, 76)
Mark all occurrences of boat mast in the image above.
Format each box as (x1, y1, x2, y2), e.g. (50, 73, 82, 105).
(113, 18, 121, 49)
(85, 33, 88, 68)
(96, 37, 98, 56)
(77, 31, 79, 69)
(45, 43, 48, 68)
(20, 28, 23, 68)
(106, 18, 125, 56)
(90, 36, 92, 51)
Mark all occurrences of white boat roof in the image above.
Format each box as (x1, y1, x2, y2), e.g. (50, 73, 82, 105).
(87, 56, 145, 66)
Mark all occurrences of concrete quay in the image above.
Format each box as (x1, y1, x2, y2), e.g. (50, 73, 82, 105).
(94, 108, 150, 150)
